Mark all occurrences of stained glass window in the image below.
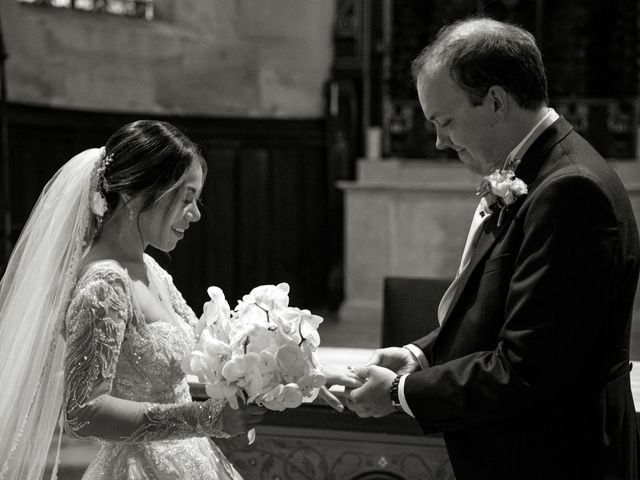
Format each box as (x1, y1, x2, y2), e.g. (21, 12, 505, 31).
(18, 0, 153, 20)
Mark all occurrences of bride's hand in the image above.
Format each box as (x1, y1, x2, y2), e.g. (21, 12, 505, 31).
(221, 402, 266, 437)
(317, 364, 364, 412)
(321, 364, 365, 388)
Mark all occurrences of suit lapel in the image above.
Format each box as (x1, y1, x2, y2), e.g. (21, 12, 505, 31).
(439, 210, 510, 327)
(438, 117, 574, 329)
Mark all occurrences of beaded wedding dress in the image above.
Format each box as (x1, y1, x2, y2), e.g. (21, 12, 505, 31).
(0, 148, 245, 480)
(63, 254, 244, 480)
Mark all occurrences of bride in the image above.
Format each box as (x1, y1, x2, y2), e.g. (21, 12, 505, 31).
(0, 120, 360, 480)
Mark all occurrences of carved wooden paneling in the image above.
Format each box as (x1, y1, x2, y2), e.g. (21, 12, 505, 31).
(4, 103, 331, 308)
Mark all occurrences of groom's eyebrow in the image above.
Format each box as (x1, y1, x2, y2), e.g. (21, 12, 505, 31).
(427, 113, 444, 124)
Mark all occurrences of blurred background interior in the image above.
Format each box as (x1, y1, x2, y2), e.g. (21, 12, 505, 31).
(0, 1, 639, 478)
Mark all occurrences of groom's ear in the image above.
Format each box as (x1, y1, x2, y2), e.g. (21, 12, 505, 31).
(487, 85, 508, 121)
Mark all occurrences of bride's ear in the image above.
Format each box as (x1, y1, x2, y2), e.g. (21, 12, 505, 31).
(117, 193, 137, 217)
(122, 193, 145, 222)
(118, 193, 132, 209)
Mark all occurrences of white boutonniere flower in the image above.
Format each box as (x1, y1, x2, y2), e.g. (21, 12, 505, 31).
(477, 159, 528, 227)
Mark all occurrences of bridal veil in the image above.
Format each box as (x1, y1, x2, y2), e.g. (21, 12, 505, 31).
(0, 148, 104, 479)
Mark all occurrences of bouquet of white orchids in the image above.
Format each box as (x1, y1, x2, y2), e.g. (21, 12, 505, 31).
(182, 283, 326, 413)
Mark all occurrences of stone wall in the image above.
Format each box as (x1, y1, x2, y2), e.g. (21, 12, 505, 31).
(1, 0, 334, 117)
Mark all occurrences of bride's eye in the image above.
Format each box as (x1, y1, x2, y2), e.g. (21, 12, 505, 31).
(184, 196, 202, 207)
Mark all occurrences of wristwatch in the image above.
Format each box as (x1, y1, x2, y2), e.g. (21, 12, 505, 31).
(390, 375, 402, 408)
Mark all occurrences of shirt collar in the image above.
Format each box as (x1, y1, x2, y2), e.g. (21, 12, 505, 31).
(504, 107, 559, 168)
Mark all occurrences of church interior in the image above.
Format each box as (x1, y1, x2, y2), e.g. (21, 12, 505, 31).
(1, 0, 639, 478)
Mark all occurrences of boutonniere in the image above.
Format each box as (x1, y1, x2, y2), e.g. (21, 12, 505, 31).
(477, 159, 528, 227)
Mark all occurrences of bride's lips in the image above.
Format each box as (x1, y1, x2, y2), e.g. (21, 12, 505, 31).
(171, 226, 187, 237)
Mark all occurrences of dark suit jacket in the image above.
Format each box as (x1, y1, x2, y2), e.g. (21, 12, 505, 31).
(404, 117, 640, 479)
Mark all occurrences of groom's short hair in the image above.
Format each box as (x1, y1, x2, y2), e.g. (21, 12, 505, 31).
(412, 16, 548, 110)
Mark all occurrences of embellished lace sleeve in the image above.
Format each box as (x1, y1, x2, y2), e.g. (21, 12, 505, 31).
(145, 254, 199, 328)
(63, 263, 230, 442)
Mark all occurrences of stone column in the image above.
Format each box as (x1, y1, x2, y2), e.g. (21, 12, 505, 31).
(338, 159, 479, 346)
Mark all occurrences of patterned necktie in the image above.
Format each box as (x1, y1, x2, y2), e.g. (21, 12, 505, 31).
(437, 199, 492, 325)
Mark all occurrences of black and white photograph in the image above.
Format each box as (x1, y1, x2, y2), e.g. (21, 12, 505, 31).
(0, 1, 639, 479)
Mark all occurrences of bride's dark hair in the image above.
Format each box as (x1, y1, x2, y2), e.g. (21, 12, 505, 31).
(102, 120, 207, 213)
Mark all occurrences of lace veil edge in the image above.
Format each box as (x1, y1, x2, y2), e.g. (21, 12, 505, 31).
(0, 148, 104, 480)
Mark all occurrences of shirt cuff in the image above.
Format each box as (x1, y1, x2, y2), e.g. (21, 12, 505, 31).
(398, 374, 415, 417)
(403, 344, 429, 370)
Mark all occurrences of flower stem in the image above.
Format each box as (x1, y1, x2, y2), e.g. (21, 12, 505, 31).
(298, 319, 306, 346)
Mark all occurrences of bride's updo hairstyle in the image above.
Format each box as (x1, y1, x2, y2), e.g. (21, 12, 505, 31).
(102, 120, 206, 214)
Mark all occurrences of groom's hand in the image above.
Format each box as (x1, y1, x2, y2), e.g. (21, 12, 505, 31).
(343, 366, 397, 418)
(366, 347, 420, 375)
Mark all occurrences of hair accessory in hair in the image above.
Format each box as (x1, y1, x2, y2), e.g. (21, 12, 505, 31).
(90, 147, 113, 218)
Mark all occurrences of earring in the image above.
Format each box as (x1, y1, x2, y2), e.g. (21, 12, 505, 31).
(127, 204, 136, 221)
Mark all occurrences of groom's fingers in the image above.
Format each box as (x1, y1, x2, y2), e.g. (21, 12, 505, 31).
(364, 349, 383, 366)
(318, 386, 344, 412)
(343, 388, 375, 418)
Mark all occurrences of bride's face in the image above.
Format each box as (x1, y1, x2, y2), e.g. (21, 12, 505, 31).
(138, 161, 204, 252)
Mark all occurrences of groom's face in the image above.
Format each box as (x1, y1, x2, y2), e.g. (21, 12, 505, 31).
(417, 65, 501, 175)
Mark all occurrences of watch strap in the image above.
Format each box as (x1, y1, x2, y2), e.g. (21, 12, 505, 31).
(390, 374, 402, 407)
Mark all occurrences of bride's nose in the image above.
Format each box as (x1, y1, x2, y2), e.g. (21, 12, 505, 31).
(186, 202, 201, 222)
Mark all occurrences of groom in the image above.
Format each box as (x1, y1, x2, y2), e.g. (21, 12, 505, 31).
(345, 16, 640, 480)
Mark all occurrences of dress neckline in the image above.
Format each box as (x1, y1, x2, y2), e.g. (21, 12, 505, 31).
(77, 256, 186, 330)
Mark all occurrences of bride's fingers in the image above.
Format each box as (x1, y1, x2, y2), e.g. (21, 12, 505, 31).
(333, 371, 364, 388)
(318, 386, 344, 412)
(322, 365, 362, 387)
(244, 405, 266, 415)
(245, 415, 264, 425)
